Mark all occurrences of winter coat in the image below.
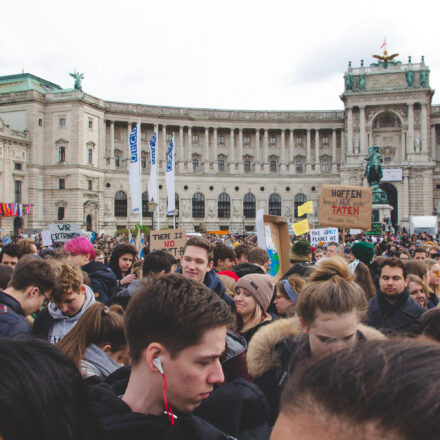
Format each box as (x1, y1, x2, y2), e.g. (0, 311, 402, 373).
(81, 343, 122, 379)
(367, 289, 427, 335)
(0, 290, 31, 336)
(239, 317, 274, 345)
(232, 263, 265, 278)
(82, 260, 117, 304)
(175, 267, 235, 310)
(246, 316, 386, 424)
(109, 279, 142, 310)
(89, 366, 271, 440)
(33, 285, 95, 343)
(221, 331, 252, 385)
(428, 291, 440, 309)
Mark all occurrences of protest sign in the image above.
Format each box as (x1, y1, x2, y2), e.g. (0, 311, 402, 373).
(292, 219, 309, 236)
(319, 184, 372, 230)
(49, 223, 81, 242)
(150, 228, 186, 257)
(310, 228, 339, 246)
(41, 230, 53, 247)
(366, 222, 382, 236)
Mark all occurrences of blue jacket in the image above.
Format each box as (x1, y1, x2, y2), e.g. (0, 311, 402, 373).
(0, 290, 31, 337)
(82, 260, 117, 304)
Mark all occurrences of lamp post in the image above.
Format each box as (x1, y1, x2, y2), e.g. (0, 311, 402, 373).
(149, 201, 158, 231)
(173, 209, 179, 229)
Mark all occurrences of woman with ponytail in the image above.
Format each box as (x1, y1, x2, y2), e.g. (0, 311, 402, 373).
(57, 302, 128, 378)
(246, 256, 385, 424)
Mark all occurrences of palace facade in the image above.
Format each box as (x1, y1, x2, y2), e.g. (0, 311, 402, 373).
(1, 54, 439, 235)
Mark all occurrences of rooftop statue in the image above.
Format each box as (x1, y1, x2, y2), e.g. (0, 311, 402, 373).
(370, 50, 401, 69)
(364, 146, 388, 204)
(69, 69, 84, 91)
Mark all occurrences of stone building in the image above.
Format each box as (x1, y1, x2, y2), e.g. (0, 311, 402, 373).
(0, 53, 439, 235)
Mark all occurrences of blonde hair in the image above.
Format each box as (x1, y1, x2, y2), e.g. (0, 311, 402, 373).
(48, 260, 83, 302)
(16, 238, 36, 255)
(297, 257, 367, 327)
(218, 274, 237, 298)
(424, 258, 440, 296)
(407, 274, 428, 308)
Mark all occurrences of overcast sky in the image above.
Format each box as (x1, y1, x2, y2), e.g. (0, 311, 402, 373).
(2, 0, 439, 110)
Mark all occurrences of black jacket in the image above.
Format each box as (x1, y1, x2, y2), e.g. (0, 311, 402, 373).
(32, 307, 54, 339)
(89, 366, 270, 440)
(367, 289, 427, 334)
(0, 290, 31, 337)
(82, 260, 117, 304)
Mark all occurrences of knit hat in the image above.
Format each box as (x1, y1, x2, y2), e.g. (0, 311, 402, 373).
(290, 239, 311, 262)
(236, 274, 274, 311)
(351, 242, 374, 265)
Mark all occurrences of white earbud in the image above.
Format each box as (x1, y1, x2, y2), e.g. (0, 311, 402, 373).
(153, 357, 164, 374)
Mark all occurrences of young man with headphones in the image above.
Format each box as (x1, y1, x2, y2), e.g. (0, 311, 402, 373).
(90, 273, 270, 439)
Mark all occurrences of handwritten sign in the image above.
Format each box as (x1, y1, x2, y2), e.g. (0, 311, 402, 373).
(310, 228, 339, 246)
(150, 228, 187, 257)
(49, 223, 81, 242)
(41, 230, 53, 247)
(319, 185, 372, 230)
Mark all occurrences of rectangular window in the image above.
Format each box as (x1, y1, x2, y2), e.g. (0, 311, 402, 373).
(59, 146, 65, 163)
(219, 136, 225, 144)
(88, 149, 93, 164)
(244, 160, 251, 172)
(296, 161, 303, 172)
(59, 118, 66, 127)
(15, 180, 22, 203)
(14, 163, 22, 171)
(88, 119, 93, 129)
(38, 118, 43, 127)
(244, 137, 250, 144)
(218, 160, 225, 171)
(141, 155, 146, 168)
(270, 137, 276, 144)
(192, 135, 199, 143)
(59, 179, 65, 189)
(322, 137, 329, 144)
(193, 159, 199, 171)
(384, 156, 392, 163)
(322, 161, 329, 172)
(58, 207, 65, 221)
(115, 155, 120, 168)
(270, 160, 277, 172)
(296, 137, 302, 144)
(88, 180, 93, 190)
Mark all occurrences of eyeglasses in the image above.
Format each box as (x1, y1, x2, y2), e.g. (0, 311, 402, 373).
(36, 287, 49, 306)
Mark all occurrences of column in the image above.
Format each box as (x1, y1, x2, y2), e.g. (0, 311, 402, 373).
(407, 103, 414, 153)
(263, 129, 269, 173)
(401, 130, 407, 162)
(255, 129, 260, 163)
(314, 129, 320, 173)
(421, 104, 428, 153)
(347, 107, 353, 155)
(289, 129, 294, 165)
(162, 125, 167, 167)
(360, 106, 366, 155)
(187, 127, 192, 163)
(109, 120, 114, 157)
(431, 125, 436, 161)
(306, 129, 311, 173)
(402, 170, 409, 221)
(332, 129, 337, 172)
(280, 130, 286, 173)
(423, 172, 433, 215)
(238, 128, 243, 162)
(213, 128, 218, 165)
(368, 132, 372, 149)
(229, 128, 235, 173)
(204, 127, 210, 172)
(179, 126, 184, 164)
(340, 130, 346, 163)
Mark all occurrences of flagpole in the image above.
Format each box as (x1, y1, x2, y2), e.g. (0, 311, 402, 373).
(157, 130, 161, 231)
(138, 120, 142, 228)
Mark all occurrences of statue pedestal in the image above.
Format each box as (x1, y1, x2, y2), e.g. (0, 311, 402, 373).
(372, 204, 393, 224)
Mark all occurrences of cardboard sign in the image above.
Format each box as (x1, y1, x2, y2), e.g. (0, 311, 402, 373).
(366, 222, 382, 236)
(319, 185, 372, 230)
(41, 230, 53, 247)
(150, 228, 186, 257)
(49, 223, 81, 242)
(256, 210, 290, 282)
(310, 228, 339, 246)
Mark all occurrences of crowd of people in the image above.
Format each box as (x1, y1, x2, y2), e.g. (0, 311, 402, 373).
(1, 230, 440, 439)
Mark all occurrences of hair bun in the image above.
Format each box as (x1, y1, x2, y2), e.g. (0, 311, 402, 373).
(308, 256, 353, 282)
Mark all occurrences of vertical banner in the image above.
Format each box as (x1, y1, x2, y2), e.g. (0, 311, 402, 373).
(129, 125, 141, 214)
(148, 132, 158, 203)
(166, 136, 175, 215)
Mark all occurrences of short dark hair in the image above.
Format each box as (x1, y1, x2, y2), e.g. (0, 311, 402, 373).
(327, 241, 339, 248)
(0, 244, 22, 262)
(380, 257, 406, 278)
(125, 274, 234, 364)
(8, 255, 56, 294)
(183, 237, 214, 262)
(280, 340, 440, 439)
(213, 244, 235, 266)
(234, 244, 252, 260)
(0, 264, 13, 290)
(405, 260, 428, 279)
(142, 250, 178, 277)
(413, 309, 440, 341)
(247, 247, 270, 265)
(414, 247, 427, 255)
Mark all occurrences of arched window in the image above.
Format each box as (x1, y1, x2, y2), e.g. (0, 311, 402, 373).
(269, 193, 281, 216)
(379, 115, 396, 128)
(218, 193, 230, 218)
(115, 191, 127, 217)
(86, 214, 92, 231)
(192, 193, 205, 218)
(243, 193, 256, 218)
(142, 192, 152, 217)
(294, 193, 307, 218)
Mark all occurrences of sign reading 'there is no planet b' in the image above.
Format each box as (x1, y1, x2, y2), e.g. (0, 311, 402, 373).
(318, 184, 373, 230)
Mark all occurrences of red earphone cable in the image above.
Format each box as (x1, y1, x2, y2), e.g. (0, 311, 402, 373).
(161, 372, 175, 425)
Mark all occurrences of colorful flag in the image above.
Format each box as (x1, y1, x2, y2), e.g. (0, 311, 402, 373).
(148, 132, 159, 203)
(298, 200, 313, 217)
(129, 124, 141, 214)
(292, 219, 309, 236)
(165, 136, 175, 215)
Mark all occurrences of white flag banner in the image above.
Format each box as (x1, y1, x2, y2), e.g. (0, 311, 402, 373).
(148, 132, 158, 203)
(166, 136, 175, 215)
(129, 124, 141, 214)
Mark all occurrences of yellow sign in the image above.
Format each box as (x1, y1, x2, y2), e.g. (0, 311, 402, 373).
(298, 200, 313, 217)
(292, 219, 309, 236)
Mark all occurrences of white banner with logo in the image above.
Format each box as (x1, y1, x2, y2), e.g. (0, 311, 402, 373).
(129, 124, 141, 214)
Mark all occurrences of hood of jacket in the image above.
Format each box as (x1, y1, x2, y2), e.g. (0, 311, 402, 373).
(246, 316, 386, 379)
(83, 261, 117, 281)
(47, 285, 95, 343)
(108, 244, 133, 281)
(82, 343, 122, 378)
(224, 331, 247, 364)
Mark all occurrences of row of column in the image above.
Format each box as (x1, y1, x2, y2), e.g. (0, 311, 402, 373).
(106, 120, 340, 169)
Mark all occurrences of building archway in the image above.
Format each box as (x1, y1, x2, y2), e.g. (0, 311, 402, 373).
(379, 182, 398, 226)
